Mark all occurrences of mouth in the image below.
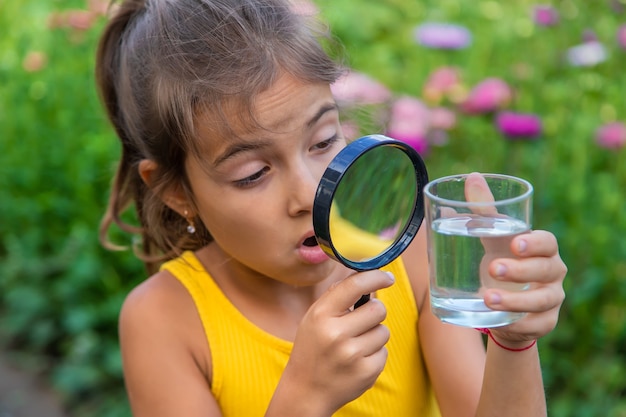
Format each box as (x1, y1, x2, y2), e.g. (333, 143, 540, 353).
(297, 233, 329, 264)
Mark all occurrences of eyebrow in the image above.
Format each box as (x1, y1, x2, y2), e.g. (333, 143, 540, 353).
(212, 102, 339, 167)
(306, 102, 339, 129)
(212, 141, 271, 167)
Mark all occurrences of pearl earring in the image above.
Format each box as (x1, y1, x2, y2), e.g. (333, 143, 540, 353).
(183, 210, 196, 234)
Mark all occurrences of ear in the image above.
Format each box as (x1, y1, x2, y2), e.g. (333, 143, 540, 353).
(138, 159, 193, 218)
(138, 159, 157, 187)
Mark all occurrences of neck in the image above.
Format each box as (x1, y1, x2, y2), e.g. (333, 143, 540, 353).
(194, 244, 349, 340)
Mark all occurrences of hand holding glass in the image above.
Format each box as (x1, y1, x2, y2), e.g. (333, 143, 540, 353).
(424, 173, 533, 328)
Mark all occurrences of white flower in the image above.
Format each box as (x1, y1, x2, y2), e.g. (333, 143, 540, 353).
(566, 41, 607, 67)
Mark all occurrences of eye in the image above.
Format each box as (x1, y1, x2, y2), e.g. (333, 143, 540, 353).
(311, 134, 339, 152)
(233, 166, 270, 188)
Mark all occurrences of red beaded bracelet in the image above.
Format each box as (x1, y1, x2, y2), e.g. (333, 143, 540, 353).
(476, 328, 537, 352)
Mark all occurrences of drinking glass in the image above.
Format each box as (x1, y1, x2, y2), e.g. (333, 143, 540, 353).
(424, 173, 533, 328)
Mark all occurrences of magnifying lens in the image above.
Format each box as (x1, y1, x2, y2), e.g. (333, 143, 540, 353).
(313, 134, 429, 308)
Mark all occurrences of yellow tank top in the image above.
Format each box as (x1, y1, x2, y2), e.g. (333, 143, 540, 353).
(162, 252, 440, 416)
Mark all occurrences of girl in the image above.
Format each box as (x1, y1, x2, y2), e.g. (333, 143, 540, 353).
(96, 0, 567, 416)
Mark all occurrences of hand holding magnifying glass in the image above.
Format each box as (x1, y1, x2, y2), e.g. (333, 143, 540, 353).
(313, 135, 429, 309)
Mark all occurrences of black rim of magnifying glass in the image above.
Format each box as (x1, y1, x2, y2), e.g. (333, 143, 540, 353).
(313, 134, 429, 272)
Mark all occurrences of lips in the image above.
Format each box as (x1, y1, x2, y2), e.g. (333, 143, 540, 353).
(298, 233, 329, 264)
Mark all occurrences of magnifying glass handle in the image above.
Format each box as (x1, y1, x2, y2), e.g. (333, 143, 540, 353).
(354, 294, 370, 309)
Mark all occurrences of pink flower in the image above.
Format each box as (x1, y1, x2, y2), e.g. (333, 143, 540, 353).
(330, 71, 391, 105)
(617, 25, 626, 49)
(595, 122, 626, 149)
(390, 134, 429, 155)
(47, 9, 98, 31)
(88, 0, 110, 16)
(533, 5, 559, 26)
(66, 10, 97, 30)
(386, 96, 431, 153)
(414, 22, 472, 50)
(422, 66, 465, 104)
(429, 107, 457, 131)
(496, 111, 542, 139)
(461, 78, 512, 114)
(22, 51, 48, 72)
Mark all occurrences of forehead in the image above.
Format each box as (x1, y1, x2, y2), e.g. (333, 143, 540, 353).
(251, 74, 331, 130)
(194, 74, 334, 149)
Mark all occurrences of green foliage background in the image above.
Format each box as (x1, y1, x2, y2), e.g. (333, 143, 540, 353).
(1, 0, 625, 416)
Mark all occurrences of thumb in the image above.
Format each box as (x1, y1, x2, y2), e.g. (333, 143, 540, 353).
(324, 270, 395, 315)
(465, 172, 498, 216)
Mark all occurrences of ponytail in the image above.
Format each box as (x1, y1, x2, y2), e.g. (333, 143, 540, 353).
(96, 1, 154, 268)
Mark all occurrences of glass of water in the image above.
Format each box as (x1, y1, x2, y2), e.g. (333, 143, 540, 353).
(424, 173, 533, 328)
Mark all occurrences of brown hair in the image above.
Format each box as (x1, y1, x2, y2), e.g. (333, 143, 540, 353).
(96, 0, 344, 273)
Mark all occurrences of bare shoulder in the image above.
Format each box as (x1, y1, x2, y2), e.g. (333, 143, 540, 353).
(120, 269, 198, 331)
(119, 269, 222, 416)
(120, 269, 206, 365)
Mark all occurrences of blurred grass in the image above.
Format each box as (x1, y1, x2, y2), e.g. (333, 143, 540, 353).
(0, 1, 141, 416)
(1, 0, 625, 416)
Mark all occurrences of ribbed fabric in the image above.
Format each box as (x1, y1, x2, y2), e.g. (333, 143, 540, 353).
(162, 251, 441, 416)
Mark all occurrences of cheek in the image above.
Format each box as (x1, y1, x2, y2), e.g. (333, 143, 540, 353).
(197, 193, 277, 243)
(200, 198, 286, 267)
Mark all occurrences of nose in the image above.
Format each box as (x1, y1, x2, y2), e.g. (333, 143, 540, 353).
(286, 161, 321, 217)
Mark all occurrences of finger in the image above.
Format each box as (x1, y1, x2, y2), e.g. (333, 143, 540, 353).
(489, 255, 567, 284)
(440, 207, 458, 218)
(490, 309, 561, 340)
(464, 172, 498, 215)
(341, 298, 388, 336)
(344, 323, 390, 358)
(511, 230, 560, 258)
(325, 270, 394, 314)
(484, 285, 565, 314)
(358, 345, 388, 389)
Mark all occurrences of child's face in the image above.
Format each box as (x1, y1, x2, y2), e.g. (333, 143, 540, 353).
(187, 73, 347, 284)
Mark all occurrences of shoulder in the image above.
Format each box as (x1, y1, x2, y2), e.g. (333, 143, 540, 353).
(120, 269, 192, 339)
(120, 268, 210, 372)
(119, 269, 221, 415)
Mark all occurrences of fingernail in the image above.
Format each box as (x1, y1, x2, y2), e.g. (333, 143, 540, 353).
(495, 263, 507, 277)
(518, 239, 527, 253)
(489, 292, 502, 305)
(385, 271, 395, 282)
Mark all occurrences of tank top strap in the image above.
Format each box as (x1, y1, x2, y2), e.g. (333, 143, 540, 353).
(161, 252, 292, 402)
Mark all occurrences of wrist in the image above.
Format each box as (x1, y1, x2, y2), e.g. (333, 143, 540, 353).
(267, 366, 334, 417)
(267, 386, 333, 417)
(476, 328, 537, 352)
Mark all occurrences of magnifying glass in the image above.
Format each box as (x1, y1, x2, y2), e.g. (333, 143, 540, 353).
(313, 134, 429, 308)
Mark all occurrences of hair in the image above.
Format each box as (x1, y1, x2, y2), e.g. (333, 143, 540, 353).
(95, 0, 345, 273)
